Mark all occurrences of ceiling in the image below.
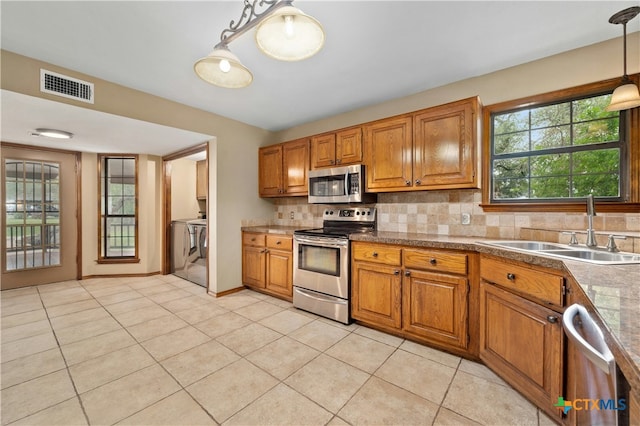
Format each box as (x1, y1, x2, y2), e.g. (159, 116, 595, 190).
(1, 1, 639, 156)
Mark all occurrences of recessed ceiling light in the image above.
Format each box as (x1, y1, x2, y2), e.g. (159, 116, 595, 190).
(30, 128, 74, 139)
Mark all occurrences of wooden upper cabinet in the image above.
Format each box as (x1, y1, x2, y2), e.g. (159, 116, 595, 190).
(196, 160, 207, 200)
(364, 115, 413, 190)
(259, 139, 309, 197)
(414, 96, 480, 189)
(310, 133, 336, 169)
(310, 127, 362, 169)
(258, 144, 284, 197)
(336, 127, 363, 166)
(282, 138, 309, 195)
(364, 97, 481, 192)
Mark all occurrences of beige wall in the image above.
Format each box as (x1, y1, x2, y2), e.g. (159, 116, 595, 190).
(1, 50, 275, 293)
(272, 34, 640, 141)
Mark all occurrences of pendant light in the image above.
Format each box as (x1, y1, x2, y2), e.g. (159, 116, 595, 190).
(194, 45, 253, 89)
(255, 5, 324, 61)
(194, 0, 324, 88)
(606, 6, 640, 112)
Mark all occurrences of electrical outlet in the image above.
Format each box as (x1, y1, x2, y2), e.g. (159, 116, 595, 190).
(461, 212, 471, 225)
(290, 211, 295, 220)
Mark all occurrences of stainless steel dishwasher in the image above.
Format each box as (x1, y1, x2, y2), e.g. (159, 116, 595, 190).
(563, 303, 626, 425)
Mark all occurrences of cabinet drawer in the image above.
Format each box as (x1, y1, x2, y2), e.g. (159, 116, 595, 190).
(243, 233, 266, 247)
(266, 234, 292, 251)
(352, 243, 401, 266)
(403, 249, 467, 275)
(480, 256, 564, 307)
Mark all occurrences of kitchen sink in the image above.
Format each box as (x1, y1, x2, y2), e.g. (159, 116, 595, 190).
(480, 240, 640, 265)
(483, 241, 567, 251)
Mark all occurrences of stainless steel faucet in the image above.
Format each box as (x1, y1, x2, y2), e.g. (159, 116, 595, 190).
(585, 194, 597, 248)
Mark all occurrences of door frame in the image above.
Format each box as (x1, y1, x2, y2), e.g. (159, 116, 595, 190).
(161, 143, 208, 276)
(1, 142, 82, 285)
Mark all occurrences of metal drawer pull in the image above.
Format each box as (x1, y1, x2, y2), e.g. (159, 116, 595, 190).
(415, 179, 421, 185)
(394, 270, 400, 275)
(405, 180, 411, 186)
(547, 315, 558, 323)
(404, 270, 411, 277)
(372, 252, 378, 257)
(429, 258, 437, 265)
(507, 273, 516, 281)
(276, 240, 281, 245)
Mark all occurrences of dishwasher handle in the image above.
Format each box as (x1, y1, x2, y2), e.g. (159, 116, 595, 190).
(563, 303, 615, 375)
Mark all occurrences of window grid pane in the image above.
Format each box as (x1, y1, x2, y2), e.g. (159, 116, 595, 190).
(100, 157, 137, 259)
(491, 93, 623, 202)
(4, 159, 61, 271)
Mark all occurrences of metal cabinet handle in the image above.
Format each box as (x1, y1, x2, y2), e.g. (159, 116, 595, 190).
(276, 240, 281, 245)
(372, 252, 378, 257)
(429, 258, 437, 265)
(415, 179, 421, 185)
(547, 315, 558, 323)
(394, 270, 400, 275)
(507, 273, 516, 281)
(336, 159, 342, 164)
(330, 160, 335, 165)
(405, 180, 411, 186)
(404, 270, 411, 277)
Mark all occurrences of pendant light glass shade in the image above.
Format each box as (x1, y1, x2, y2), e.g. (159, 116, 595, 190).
(607, 82, 640, 111)
(194, 47, 253, 88)
(255, 5, 325, 61)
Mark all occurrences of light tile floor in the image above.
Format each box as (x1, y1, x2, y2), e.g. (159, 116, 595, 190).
(1, 275, 558, 425)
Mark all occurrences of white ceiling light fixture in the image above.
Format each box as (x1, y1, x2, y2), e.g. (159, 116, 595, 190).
(194, 0, 324, 89)
(606, 6, 640, 112)
(30, 128, 73, 139)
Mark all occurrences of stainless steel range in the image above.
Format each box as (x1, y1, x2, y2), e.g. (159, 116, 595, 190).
(293, 207, 376, 324)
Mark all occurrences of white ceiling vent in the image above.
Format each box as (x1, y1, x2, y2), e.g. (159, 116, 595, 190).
(40, 69, 94, 104)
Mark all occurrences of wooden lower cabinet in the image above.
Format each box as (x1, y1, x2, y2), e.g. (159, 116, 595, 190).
(241, 232, 293, 300)
(351, 241, 473, 355)
(351, 261, 402, 329)
(480, 282, 563, 421)
(265, 246, 292, 298)
(402, 270, 468, 349)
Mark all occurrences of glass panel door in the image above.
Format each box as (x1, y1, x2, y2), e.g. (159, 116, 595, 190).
(4, 159, 61, 271)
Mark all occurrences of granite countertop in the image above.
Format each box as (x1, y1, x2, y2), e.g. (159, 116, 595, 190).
(241, 225, 300, 235)
(350, 231, 640, 390)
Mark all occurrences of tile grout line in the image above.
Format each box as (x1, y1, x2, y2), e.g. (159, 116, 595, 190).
(36, 282, 92, 426)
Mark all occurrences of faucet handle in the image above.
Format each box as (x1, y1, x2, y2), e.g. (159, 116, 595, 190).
(562, 231, 578, 245)
(606, 234, 626, 252)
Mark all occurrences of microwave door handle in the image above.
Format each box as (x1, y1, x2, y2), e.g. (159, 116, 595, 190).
(344, 172, 350, 197)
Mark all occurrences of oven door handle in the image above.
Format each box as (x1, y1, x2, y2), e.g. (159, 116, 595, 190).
(294, 236, 348, 247)
(295, 287, 348, 304)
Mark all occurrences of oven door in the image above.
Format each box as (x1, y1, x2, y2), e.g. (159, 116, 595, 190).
(293, 235, 349, 298)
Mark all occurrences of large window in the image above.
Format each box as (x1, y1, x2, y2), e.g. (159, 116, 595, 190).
(482, 77, 639, 212)
(98, 155, 138, 263)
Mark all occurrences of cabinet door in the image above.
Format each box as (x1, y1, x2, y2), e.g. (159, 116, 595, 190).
(351, 261, 402, 329)
(336, 127, 362, 166)
(196, 160, 207, 200)
(282, 139, 309, 195)
(310, 133, 336, 169)
(364, 115, 413, 191)
(259, 145, 283, 197)
(403, 270, 468, 349)
(413, 97, 479, 189)
(480, 282, 563, 420)
(266, 249, 293, 297)
(242, 245, 266, 288)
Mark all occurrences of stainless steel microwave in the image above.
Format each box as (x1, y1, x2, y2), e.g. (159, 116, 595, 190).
(308, 164, 376, 204)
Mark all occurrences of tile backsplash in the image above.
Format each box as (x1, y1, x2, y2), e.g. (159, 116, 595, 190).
(252, 189, 640, 253)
